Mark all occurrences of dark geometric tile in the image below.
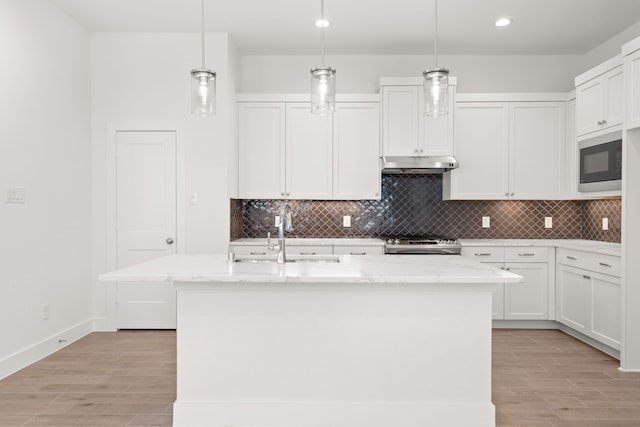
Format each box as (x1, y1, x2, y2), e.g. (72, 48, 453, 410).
(236, 175, 619, 243)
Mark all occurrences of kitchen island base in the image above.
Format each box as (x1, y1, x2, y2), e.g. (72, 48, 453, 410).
(173, 282, 497, 427)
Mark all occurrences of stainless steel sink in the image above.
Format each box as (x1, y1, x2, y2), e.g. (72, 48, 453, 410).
(232, 255, 340, 264)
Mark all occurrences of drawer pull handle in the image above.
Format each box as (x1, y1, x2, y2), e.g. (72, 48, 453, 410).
(518, 253, 535, 257)
(474, 253, 492, 257)
(599, 262, 612, 268)
(350, 252, 367, 255)
(583, 275, 591, 279)
(566, 256, 577, 260)
(300, 252, 317, 256)
(250, 252, 267, 256)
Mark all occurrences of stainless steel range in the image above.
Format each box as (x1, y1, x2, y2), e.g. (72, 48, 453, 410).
(384, 237, 462, 255)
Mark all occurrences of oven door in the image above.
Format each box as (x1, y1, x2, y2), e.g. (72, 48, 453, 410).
(579, 139, 622, 192)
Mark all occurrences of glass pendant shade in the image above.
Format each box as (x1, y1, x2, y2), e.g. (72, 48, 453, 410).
(423, 68, 449, 117)
(191, 69, 216, 117)
(310, 66, 336, 115)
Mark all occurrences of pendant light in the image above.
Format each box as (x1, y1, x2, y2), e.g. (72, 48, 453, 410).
(191, 0, 216, 117)
(310, 0, 336, 115)
(423, 0, 449, 117)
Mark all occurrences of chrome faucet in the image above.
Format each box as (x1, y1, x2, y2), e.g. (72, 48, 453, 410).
(268, 204, 293, 264)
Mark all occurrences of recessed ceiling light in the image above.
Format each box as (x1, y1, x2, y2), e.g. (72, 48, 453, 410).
(494, 18, 512, 27)
(314, 19, 331, 28)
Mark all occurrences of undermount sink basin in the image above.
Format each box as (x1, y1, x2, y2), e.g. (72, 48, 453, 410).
(232, 255, 340, 264)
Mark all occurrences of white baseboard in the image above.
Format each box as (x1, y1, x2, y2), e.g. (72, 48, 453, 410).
(0, 319, 93, 380)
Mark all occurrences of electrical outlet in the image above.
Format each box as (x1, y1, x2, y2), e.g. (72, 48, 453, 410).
(42, 304, 49, 320)
(343, 215, 351, 227)
(482, 216, 490, 228)
(274, 215, 280, 227)
(5, 186, 25, 204)
(603, 218, 609, 230)
(544, 217, 553, 229)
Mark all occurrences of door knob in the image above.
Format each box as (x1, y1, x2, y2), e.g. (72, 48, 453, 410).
(166, 237, 175, 245)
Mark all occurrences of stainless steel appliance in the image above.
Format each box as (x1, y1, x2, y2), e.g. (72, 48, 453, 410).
(579, 136, 622, 192)
(381, 156, 458, 174)
(384, 237, 462, 255)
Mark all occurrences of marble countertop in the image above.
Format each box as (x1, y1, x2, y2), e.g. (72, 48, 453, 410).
(99, 254, 521, 284)
(230, 238, 385, 246)
(458, 239, 621, 257)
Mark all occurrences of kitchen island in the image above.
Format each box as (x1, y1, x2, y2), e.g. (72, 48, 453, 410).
(100, 254, 521, 427)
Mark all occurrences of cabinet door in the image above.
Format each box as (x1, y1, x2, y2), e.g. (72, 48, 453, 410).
(604, 66, 624, 129)
(381, 86, 419, 156)
(285, 103, 333, 199)
(286, 245, 333, 256)
(509, 102, 566, 199)
(333, 103, 381, 200)
(556, 265, 589, 333)
(418, 85, 455, 156)
(238, 103, 286, 199)
(590, 273, 621, 350)
(446, 102, 509, 199)
(504, 263, 549, 320)
(625, 49, 640, 130)
(576, 78, 604, 136)
(333, 245, 384, 255)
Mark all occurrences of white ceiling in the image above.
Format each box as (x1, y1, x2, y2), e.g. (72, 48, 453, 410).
(49, 0, 640, 55)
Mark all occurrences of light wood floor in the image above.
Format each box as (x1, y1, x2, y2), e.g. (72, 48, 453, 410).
(1, 329, 640, 426)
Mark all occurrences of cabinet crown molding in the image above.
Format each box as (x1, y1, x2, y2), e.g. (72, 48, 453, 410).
(575, 55, 622, 87)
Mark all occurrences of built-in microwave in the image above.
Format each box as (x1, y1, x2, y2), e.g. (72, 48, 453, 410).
(578, 137, 622, 192)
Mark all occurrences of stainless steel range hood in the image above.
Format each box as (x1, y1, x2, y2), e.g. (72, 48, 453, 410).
(381, 156, 459, 174)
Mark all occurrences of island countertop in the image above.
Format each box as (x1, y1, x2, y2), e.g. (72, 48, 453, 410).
(99, 254, 522, 284)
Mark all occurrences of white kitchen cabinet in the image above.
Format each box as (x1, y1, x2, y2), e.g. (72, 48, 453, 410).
(444, 102, 509, 199)
(624, 47, 640, 130)
(509, 102, 566, 199)
(285, 103, 333, 199)
(238, 102, 286, 199)
(333, 245, 384, 256)
(556, 248, 621, 350)
(444, 101, 565, 200)
(462, 246, 552, 320)
(333, 103, 381, 200)
(238, 97, 379, 200)
(229, 242, 333, 256)
(380, 79, 455, 157)
(575, 59, 623, 137)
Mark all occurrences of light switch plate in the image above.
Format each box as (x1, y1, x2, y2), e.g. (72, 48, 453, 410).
(544, 217, 553, 229)
(602, 218, 609, 230)
(274, 216, 280, 227)
(5, 186, 25, 204)
(343, 216, 351, 227)
(482, 216, 490, 228)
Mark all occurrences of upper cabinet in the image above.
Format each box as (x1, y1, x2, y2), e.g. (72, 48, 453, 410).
(380, 77, 456, 158)
(333, 103, 381, 200)
(623, 43, 640, 130)
(575, 56, 623, 138)
(444, 96, 566, 200)
(237, 95, 380, 201)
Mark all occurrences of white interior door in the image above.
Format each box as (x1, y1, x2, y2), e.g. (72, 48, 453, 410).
(116, 131, 177, 329)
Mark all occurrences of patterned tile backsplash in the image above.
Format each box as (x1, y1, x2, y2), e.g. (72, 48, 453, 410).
(230, 174, 621, 243)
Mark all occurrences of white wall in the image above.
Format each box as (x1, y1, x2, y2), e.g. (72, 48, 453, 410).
(90, 33, 238, 329)
(240, 54, 588, 93)
(0, 0, 92, 378)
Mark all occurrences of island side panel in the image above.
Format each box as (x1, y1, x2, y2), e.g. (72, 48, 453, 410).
(173, 282, 497, 427)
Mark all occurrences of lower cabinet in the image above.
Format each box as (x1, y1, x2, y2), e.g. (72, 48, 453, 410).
(462, 246, 552, 320)
(229, 241, 384, 256)
(556, 248, 621, 350)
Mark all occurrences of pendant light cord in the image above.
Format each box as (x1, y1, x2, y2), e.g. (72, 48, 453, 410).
(433, 0, 438, 68)
(201, 0, 206, 69)
(320, 0, 325, 67)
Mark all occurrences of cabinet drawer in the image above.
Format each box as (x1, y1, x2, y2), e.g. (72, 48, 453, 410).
(461, 246, 505, 262)
(333, 245, 384, 256)
(557, 248, 621, 277)
(229, 244, 270, 256)
(286, 245, 333, 256)
(505, 247, 550, 263)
